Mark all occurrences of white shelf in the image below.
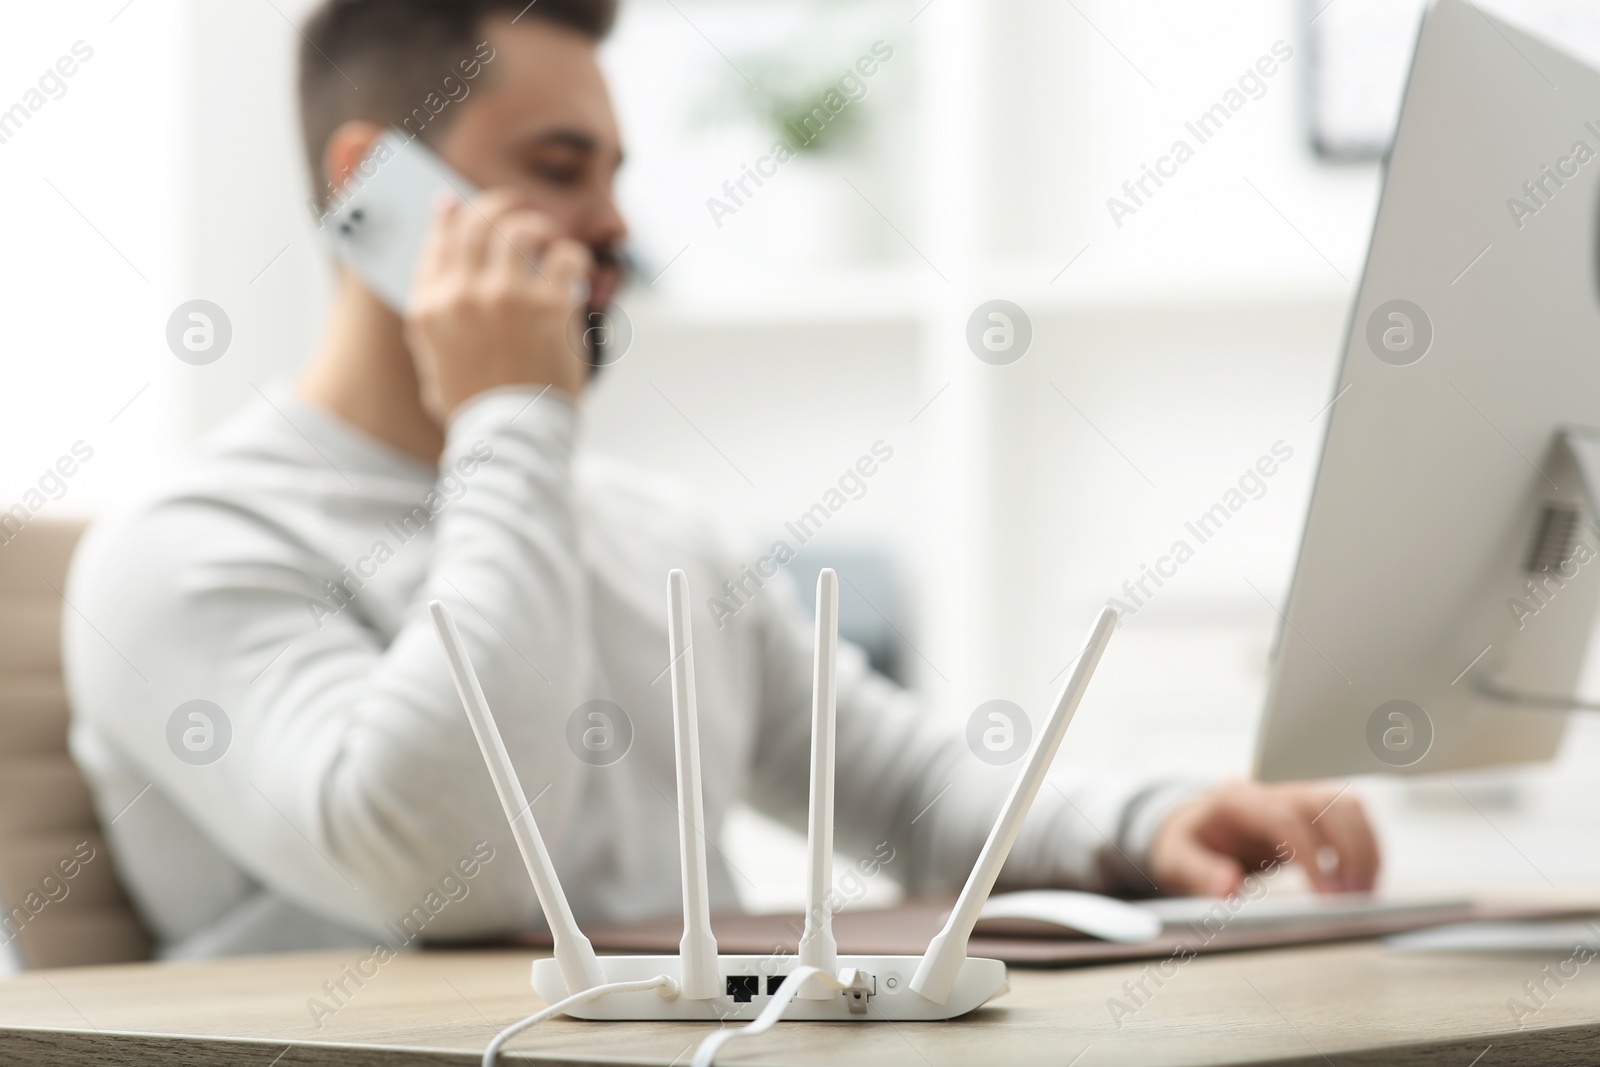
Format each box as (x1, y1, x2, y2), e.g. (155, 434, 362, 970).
(628, 259, 1355, 329)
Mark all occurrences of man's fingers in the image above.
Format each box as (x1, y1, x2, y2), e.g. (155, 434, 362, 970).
(540, 238, 593, 297)
(454, 189, 544, 271)
(1304, 792, 1380, 891)
(1156, 832, 1244, 897)
(486, 213, 557, 281)
(1210, 795, 1327, 890)
(415, 192, 460, 285)
(1148, 782, 1384, 903)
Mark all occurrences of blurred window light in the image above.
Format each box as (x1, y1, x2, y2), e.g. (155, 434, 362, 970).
(1309, 0, 1600, 158)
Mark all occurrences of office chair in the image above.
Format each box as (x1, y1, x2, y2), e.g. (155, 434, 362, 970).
(0, 518, 151, 968)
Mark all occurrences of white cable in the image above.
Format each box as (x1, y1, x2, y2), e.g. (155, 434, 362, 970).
(691, 966, 853, 1067)
(483, 975, 678, 1067)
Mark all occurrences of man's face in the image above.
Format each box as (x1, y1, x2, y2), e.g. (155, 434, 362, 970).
(437, 17, 628, 313)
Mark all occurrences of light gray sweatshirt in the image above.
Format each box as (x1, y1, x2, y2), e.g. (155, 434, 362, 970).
(63, 386, 1189, 958)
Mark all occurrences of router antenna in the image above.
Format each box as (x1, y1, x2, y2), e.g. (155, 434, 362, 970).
(428, 601, 603, 996)
(667, 570, 720, 999)
(909, 606, 1119, 1004)
(797, 569, 840, 997)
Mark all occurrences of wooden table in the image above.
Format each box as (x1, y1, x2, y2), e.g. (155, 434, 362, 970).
(1, 939, 1598, 1066)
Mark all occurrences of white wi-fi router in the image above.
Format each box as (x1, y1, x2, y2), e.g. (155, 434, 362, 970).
(430, 572, 1117, 1023)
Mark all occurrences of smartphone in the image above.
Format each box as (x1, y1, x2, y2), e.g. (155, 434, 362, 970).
(318, 131, 622, 371)
(319, 131, 478, 313)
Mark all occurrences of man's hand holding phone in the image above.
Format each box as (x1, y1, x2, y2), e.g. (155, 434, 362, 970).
(404, 189, 592, 422)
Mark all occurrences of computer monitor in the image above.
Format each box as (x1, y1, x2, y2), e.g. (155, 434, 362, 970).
(1255, 0, 1600, 781)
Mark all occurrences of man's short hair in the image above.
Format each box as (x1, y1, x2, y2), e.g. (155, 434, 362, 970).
(298, 0, 618, 207)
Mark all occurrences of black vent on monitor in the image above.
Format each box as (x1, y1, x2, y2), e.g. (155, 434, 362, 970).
(1525, 504, 1581, 573)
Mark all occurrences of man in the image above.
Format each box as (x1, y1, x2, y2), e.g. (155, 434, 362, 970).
(64, 0, 1377, 959)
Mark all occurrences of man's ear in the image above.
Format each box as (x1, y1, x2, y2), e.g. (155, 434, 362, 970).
(321, 120, 387, 200)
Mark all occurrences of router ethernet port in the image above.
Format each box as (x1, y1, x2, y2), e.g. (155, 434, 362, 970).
(766, 975, 788, 995)
(726, 975, 759, 1003)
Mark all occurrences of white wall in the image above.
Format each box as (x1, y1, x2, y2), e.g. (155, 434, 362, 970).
(184, 0, 331, 436)
(0, 1, 188, 520)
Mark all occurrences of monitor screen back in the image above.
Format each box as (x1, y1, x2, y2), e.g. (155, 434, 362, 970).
(1256, 0, 1600, 781)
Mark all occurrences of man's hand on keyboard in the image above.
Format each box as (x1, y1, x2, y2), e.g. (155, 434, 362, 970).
(1147, 781, 1379, 897)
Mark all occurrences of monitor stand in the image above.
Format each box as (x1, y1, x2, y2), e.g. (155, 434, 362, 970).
(1474, 425, 1600, 712)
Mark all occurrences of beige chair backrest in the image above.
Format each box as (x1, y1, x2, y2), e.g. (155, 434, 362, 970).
(0, 518, 151, 968)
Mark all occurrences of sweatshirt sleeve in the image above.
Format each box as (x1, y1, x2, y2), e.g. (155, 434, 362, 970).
(742, 569, 1204, 896)
(64, 388, 592, 940)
